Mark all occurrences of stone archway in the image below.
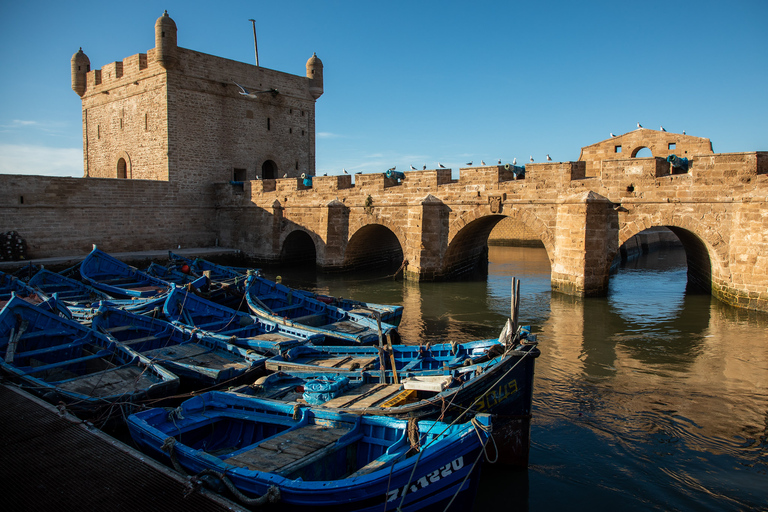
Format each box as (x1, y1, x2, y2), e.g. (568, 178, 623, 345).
(115, 151, 131, 178)
(631, 146, 653, 158)
(344, 224, 404, 272)
(280, 229, 317, 264)
(262, 160, 278, 179)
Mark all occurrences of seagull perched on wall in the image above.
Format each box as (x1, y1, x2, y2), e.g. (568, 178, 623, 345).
(637, 122, 643, 128)
(610, 133, 616, 137)
(529, 156, 534, 163)
(546, 154, 552, 161)
(283, 173, 288, 178)
(438, 162, 446, 168)
(683, 130, 686, 135)
(512, 158, 517, 165)
(355, 171, 362, 175)
(410, 165, 417, 170)
(387, 166, 396, 172)
(498, 159, 502, 164)
(481, 160, 486, 165)
(232, 81, 278, 98)
(466, 161, 473, 166)
(660, 126, 666, 132)
(422, 165, 426, 170)
(343, 168, 349, 174)
(323, 173, 327, 176)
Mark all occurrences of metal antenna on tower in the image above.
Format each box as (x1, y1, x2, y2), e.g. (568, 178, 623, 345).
(249, 19, 259, 67)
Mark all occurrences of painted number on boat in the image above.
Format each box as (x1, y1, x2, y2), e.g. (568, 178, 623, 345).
(386, 456, 465, 502)
(475, 379, 518, 412)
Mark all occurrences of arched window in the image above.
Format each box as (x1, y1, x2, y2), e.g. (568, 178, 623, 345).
(262, 160, 278, 179)
(117, 158, 127, 178)
(632, 147, 653, 158)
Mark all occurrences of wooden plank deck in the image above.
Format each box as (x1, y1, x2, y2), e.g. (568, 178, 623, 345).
(223, 424, 350, 474)
(321, 383, 402, 409)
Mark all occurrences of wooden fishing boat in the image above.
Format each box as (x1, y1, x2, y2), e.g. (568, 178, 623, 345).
(169, 252, 403, 326)
(127, 391, 491, 511)
(80, 246, 171, 305)
(91, 305, 268, 387)
(1, 270, 71, 318)
(0, 295, 179, 420)
(245, 274, 397, 345)
(145, 262, 208, 287)
(167, 251, 249, 283)
(238, 328, 539, 467)
(162, 285, 320, 355)
(28, 268, 113, 320)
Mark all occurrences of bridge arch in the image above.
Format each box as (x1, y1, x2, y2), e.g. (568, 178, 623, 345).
(443, 206, 555, 277)
(279, 228, 318, 264)
(613, 212, 730, 294)
(344, 222, 404, 271)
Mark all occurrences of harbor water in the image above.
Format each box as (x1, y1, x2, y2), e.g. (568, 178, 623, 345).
(263, 245, 768, 511)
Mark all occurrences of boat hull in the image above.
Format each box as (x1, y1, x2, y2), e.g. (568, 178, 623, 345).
(127, 392, 490, 511)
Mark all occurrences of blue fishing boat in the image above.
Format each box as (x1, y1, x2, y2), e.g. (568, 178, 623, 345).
(167, 251, 249, 283)
(0, 295, 179, 420)
(91, 305, 267, 387)
(145, 262, 208, 287)
(80, 246, 171, 304)
(27, 268, 113, 320)
(245, 274, 397, 345)
(162, 285, 318, 355)
(1, 270, 71, 318)
(169, 252, 403, 326)
(127, 391, 491, 511)
(240, 328, 539, 467)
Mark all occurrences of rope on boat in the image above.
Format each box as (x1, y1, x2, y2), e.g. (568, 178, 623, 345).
(161, 436, 281, 506)
(407, 418, 421, 452)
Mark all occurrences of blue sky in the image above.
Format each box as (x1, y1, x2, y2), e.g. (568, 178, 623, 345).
(0, 0, 765, 177)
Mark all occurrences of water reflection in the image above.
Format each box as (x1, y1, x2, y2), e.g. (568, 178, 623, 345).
(261, 245, 768, 511)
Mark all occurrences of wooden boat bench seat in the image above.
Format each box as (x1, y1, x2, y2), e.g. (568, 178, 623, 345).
(347, 433, 409, 478)
(321, 383, 402, 409)
(309, 356, 378, 370)
(291, 314, 326, 327)
(222, 424, 358, 475)
(56, 364, 162, 397)
(23, 349, 113, 375)
(121, 335, 160, 346)
(13, 338, 92, 360)
(272, 304, 303, 315)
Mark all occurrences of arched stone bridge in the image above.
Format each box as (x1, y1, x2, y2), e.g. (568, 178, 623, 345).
(215, 133, 768, 312)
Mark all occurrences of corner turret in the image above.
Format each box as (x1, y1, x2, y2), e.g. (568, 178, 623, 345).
(154, 10, 177, 69)
(306, 52, 323, 100)
(71, 48, 90, 96)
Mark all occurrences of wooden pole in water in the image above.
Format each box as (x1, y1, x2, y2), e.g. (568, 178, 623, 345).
(511, 278, 519, 334)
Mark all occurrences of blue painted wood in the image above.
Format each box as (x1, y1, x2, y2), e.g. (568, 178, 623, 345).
(91, 306, 267, 387)
(127, 391, 490, 511)
(80, 246, 171, 300)
(0, 295, 179, 419)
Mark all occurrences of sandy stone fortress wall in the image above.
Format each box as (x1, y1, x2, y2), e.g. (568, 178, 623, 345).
(2, 12, 766, 312)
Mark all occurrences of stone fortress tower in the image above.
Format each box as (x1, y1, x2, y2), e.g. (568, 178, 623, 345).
(71, 11, 323, 186)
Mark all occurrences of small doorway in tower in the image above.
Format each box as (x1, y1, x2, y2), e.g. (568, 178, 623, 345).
(117, 158, 127, 178)
(262, 160, 278, 179)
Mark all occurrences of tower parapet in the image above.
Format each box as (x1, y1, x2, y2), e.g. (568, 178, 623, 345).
(71, 48, 90, 96)
(154, 10, 178, 69)
(307, 52, 324, 99)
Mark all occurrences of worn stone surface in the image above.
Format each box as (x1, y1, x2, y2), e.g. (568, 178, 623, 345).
(3, 13, 767, 312)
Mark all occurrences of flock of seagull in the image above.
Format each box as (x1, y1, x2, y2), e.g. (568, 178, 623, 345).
(269, 123, 684, 179)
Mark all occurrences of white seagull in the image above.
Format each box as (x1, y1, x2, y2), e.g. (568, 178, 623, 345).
(387, 166, 396, 172)
(546, 154, 552, 161)
(660, 126, 666, 132)
(481, 160, 486, 165)
(438, 162, 446, 168)
(498, 159, 502, 164)
(466, 161, 473, 166)
(282, 173, 288, 178)
(512, 158, 517, 165)
(422, 165, 426, 170)
(637, 122, 643, 128)
(232, 81, 277, 99)
(343, 168, 349, 174)
(610, 133, 616, 137)
(410, 165, 417, 170)
(529, 156, 534, 163)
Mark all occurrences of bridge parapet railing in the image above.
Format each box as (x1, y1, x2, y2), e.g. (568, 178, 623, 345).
(690, 152, 768, 179)
(599, 157, 671, 183)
